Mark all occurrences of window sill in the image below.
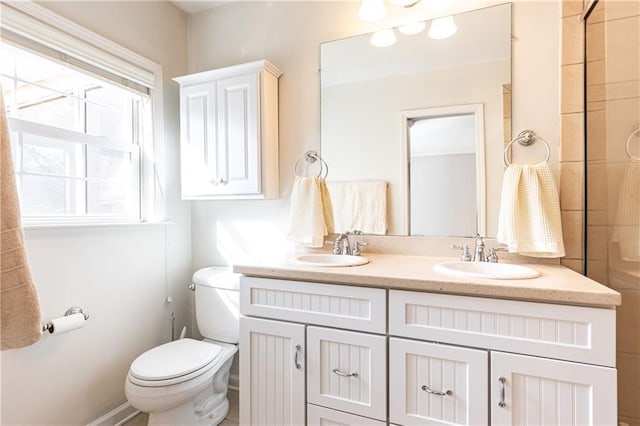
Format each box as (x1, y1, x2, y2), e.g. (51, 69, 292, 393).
(22, 220, 172, 230)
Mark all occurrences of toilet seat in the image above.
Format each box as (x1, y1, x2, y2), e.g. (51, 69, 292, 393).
(129, 339, 222, 387)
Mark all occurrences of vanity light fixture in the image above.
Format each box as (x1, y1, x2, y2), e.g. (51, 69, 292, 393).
(358, 0, 386, 22)
(390, 0, 422, 7)
(370, 28, 397, 47)
(398, 20, 426, 35)
(428, 15, 457, 39)
(424, 0, 455, 11)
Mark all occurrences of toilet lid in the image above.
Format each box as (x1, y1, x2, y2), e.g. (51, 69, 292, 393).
(130, 338, 222, 382)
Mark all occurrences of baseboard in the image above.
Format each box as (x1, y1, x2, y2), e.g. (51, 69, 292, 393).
(86, 402, 140, 426)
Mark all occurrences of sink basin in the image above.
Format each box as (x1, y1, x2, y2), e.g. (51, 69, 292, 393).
(434, 261, 540, 280)
(290, 254, 370, 267)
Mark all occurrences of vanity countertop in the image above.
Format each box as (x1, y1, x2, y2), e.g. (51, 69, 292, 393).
(233, 253, 621, 308)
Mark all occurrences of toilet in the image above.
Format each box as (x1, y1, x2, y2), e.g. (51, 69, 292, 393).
(125, 267, 240, 425)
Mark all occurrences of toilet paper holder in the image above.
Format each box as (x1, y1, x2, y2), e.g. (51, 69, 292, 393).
(42, 306, 90, 333)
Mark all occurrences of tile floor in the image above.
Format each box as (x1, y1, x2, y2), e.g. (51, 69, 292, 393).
(123, 389, 239, 426)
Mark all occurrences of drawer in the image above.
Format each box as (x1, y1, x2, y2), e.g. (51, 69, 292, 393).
(240, 276, 386, 333)
(307, 404, 386, 426)
(389, 338, 488, 426)
(307, 326, 387, 421)
(389, 290, 616, 367)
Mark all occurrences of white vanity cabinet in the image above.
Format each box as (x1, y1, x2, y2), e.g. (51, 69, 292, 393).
(239, 275, 618, 426)
(389, 290, 617, 426)
(174, 60, 281, 200)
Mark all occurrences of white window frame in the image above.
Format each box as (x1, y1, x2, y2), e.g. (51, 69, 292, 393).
(1, 1, 166, 225)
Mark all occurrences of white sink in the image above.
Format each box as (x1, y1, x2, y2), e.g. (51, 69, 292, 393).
(290, 254, 370, 267)
(434, 261, 540, 280)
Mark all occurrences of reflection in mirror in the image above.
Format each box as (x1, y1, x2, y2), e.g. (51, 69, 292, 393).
(321, 3, 511, 236)
(405, 104, 485, 236)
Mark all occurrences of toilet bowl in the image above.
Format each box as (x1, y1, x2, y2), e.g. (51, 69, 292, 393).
(125, 268, 240, 425)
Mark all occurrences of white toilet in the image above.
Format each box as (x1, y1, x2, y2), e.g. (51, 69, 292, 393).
(125, 267, 240, 425)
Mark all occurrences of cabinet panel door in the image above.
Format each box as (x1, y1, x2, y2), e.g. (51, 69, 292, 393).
(307, 404, 386, 426)
(239, 316, 305, 426)
(389, 338, 488, 425)
(179, 83, 217, 197)
(307, 326, 387, 421)
(491, 351, 617, 426)
(216, 72, 259, 195)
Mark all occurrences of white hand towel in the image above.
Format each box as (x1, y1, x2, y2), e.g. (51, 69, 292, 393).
(497, 163, 565, 257)
(612, 159, 640, 261)
(327, 181, 388, 235)
(288, 176, 334, 248)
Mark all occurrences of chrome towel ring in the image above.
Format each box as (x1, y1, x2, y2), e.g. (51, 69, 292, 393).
(503, 130, 551, 167)
(294, 150, 329, 178)
(625, 125, 640, 160)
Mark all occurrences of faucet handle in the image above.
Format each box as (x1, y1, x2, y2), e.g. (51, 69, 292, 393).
(352, 241, 368, 256)
(451, 244, 472, 261)
(487, 247, 508, 263)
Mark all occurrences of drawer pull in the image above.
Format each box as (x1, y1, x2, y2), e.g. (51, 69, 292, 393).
(421, 385, 452, 396)
(498, 377, 506, 407)
(332, 368, 359, 378)
(294, 344, 302, 369)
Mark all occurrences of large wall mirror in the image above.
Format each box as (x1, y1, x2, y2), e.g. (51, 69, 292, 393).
(320, 3, 511, 237)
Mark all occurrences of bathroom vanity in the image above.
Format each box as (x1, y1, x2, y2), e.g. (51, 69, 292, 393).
(235, 254, 620, 426)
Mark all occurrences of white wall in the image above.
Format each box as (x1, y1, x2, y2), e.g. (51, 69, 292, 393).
(188, 0, 560, 267)
(0, 2, 190, 424)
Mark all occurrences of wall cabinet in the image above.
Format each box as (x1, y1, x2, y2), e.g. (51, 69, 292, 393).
(239, 276, 617, 425)
(174, 60, 281, 199)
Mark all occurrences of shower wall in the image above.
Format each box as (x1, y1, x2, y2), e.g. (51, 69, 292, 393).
(585, 1, 640, 424)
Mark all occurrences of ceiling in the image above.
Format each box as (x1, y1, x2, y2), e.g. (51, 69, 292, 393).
(171, 1, 228, 14)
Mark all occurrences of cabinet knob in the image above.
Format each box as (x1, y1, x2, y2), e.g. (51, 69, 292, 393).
(210, 177, 228, 186)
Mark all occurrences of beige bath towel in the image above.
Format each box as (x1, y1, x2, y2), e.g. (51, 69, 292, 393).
(497, 163, 565, 257)
(327, 181, 388, 235)
(288, 176, 334, 248)
(612, 159, 640, 261)
(1, 86, 42, 350)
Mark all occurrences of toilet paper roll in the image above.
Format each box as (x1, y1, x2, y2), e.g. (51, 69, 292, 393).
(49, 313, 85, 335)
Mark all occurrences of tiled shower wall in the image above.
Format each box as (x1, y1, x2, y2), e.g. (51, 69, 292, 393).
(564, 0, 640, 424)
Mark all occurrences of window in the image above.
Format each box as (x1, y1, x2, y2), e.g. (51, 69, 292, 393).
(1, 2, 164, 225)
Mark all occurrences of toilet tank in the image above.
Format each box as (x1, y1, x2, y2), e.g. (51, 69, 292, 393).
(193, 267, 240, 344)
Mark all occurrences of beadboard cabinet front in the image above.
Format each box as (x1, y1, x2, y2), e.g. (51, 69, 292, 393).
(174, 60, 281, 200)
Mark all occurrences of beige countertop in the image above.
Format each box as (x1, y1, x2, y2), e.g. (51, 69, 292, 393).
(234, 253, 621, 308)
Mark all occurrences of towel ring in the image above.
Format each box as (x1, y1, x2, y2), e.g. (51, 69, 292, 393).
(294, 150, 329, 179)
(625, 126, 640, 160)
(503, 130, 551, 167)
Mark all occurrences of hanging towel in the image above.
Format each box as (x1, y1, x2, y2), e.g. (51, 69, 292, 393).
(497, 163, 565, 257)
(288, 176, 334, 248)
(327, 181, 388, 235)
(612, 158, 640, 261)
(1, 85, 42, 350)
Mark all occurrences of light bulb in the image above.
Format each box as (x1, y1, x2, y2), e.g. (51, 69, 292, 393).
(358, 0, 386, 22)
(428, 15, 457, 39)
(398, 21, 426, 35)
(371, 29, 397, 47)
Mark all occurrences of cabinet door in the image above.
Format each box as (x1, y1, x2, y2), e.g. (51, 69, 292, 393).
(389, 338, 488, 425)
(179, 82, 218, 198)
(491, 351, 617, 425)
(215, 72, 260, 195)
(239, 316, 305, 426)
(307, 326, 387, 421)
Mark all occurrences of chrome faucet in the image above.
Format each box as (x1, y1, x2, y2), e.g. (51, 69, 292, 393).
(473, 234, 486, 262)
(332, 233, 351, 255)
